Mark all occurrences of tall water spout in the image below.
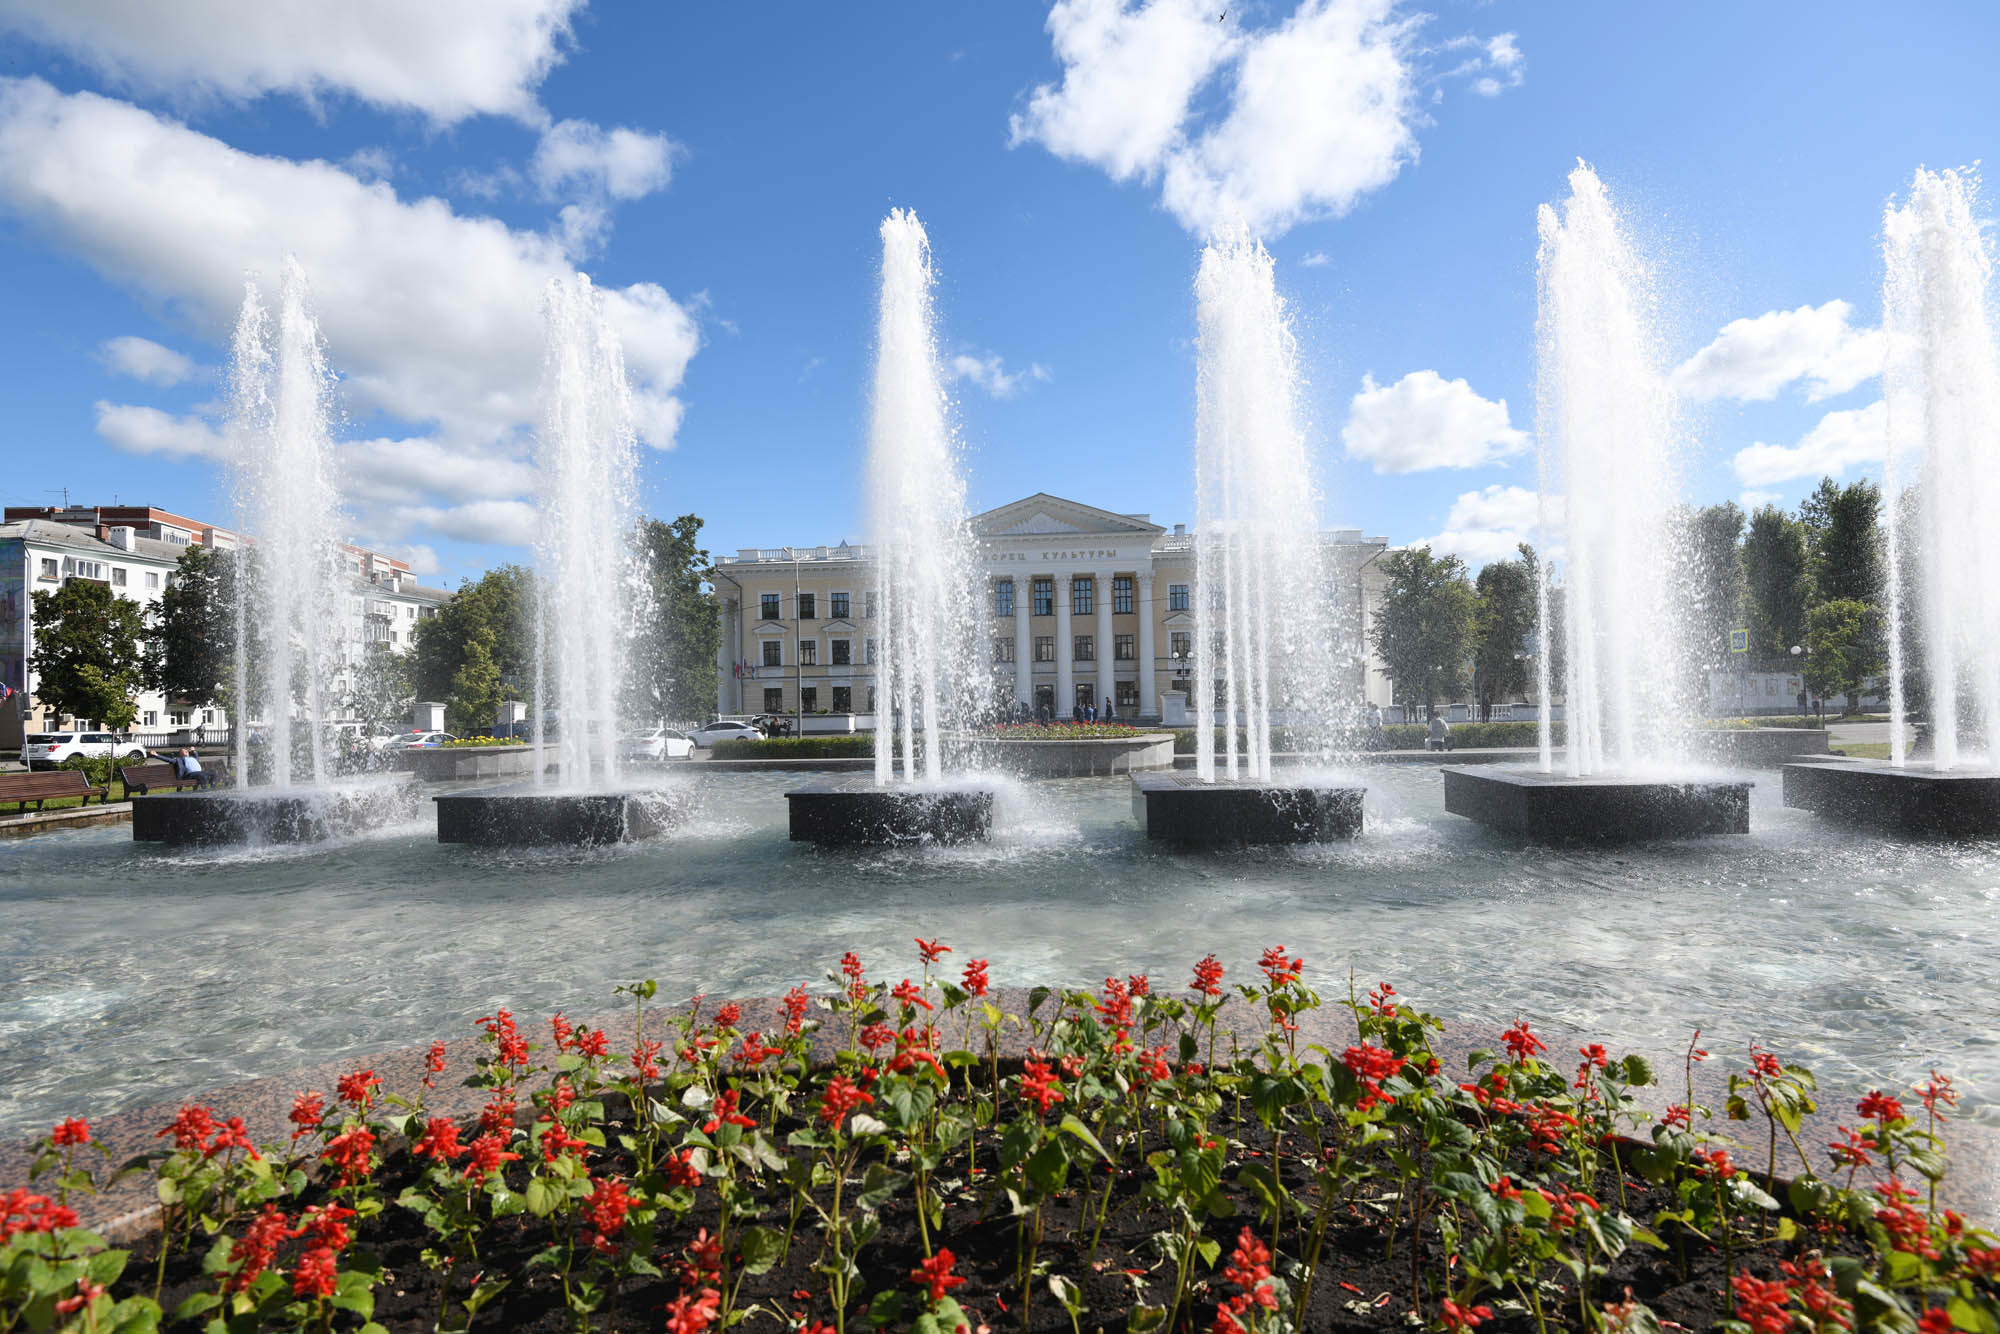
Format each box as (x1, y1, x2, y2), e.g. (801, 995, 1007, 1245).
(533, 274, 640, 790)
(1191, 234, 1342, 782)
(1535, 163, 1685, 776)
(868, 210, 979, 785)
(226, 258, 345, 789)
(1882, 166, 2000, 772)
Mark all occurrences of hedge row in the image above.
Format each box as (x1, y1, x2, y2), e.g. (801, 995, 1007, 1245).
(1169, 720, 1560, 753)
(709, 734, 880, 759)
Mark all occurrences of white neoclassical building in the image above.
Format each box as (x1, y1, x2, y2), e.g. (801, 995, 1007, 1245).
(711, 492, 1394, 724)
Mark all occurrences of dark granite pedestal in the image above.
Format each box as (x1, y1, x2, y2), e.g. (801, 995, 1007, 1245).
(1442, 766, 1750, 843)
(132, 778, 420, 847)
(784, 775, 993, 847)
(434, 787, 692, 846)
(1782, 761, 2000, 838)
(1131, 771, 1365, 845)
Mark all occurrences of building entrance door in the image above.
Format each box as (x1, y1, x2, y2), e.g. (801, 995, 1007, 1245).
(1034, 684, 1054, 716)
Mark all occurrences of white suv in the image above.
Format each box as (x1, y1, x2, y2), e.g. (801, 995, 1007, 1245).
(24, 731, 148, 770)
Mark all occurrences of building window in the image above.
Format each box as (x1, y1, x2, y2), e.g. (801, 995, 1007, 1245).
(1032, 577, 1054, 616)
(1169, 631, 1192, 666)
(111, 567, 127, 587)
(865, 638, 877, 664)
(762, 640, 782, 667)
(71, 559, 107, 581)
(832, 686, 852, 713)
(830, 592, 850, 619)
(994, 579, 1014, 617)
(797, 592, 816, 619)
(1074, 635, 1094, 662)
(800, 640, 817, 666)
(142, 710, 157, 727)
(865, 591, 878, 619)
(203, 710, 216, 724)
(169, 709, 190, 726)
(760, 592, 781, 620)
(1116, 681, 1139, 710)
(992, 638, 1015, 664)
(1114, 633, 1135, 661)
(145, 571, 160, 590)
(764, 687, 784, 712)
(1113, 576, 1133, 614)
(801, 686, 818, 712)
(831, 639, 851, 665)
(37, 558, 57, 580)
(1034, 636, 1055, 662)
(1168, 583, 1190, 612)
(867, 686, 878, 713)
(1071, 577, 1094, 615)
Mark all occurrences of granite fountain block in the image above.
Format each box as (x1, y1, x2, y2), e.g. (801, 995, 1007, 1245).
(1782, 761, 2000, 838)
(784, 775, 993, 847)
(434, 786, 694, 846)
(1442, 767, 1749, 842)
(132, 777, 420, 847)
(1130, 771, 1364, 845)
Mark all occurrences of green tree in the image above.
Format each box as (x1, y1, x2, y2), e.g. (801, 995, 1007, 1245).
(1802, 598, 1885, 712)
(1471, 544, 1537, 718)
(1370, 545, 1477, 714)
(630, 514, 720, 723)
(148, 542, 235, 710)
(409, 565, 534, 730)
(344, 642, 413, 733)
(1743, 504, 1811, 659)
(1677, 501, 1746, 669)
(1801, 476, 1883, 605)
(30, 578, 149, 730)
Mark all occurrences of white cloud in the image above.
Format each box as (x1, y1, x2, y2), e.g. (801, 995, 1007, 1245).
(531, 119, 675, 202)
(1672, 300, 1884, 403)
(393, 500, 538, 547)
(949, 352, 1052, 400)
(97, 334, 197, 385)
(0, 0, 583, 125)
(342, 146, 394, 182)
(342, 436, 540, 507)
(1468, 33, 1522, 96)
(93, 400, 229, 459)
(1739, 489, 1783, 511)
(1013, 0, 1513, 239)
(1732, 399, 1892, 487)
(0, 80, 698, 499)
(1342, 369, 1529, 473)
(1300, 250, 1331, 267)
(372, 543, 441, 576)
(1415, 484, 1556, 569)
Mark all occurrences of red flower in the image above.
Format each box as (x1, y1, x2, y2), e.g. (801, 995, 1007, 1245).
(322, 1125, 375, 1183)
(1501, 1020, 1547, 1063)
(911, 1247, 968, 1303)
(1918, 1311, 1955, 1334)
(550, 1013, 575, 1050)
(478, 1008, 530, 1069)
(1342, 1043, 1404, 1110)
(961, 959, 990, 997)
(1367, 981, 1398, 1016)
(703, 1089, 757, 1135)
(1097, 976, 1135, 1028)
(1489, 1176, 1522, 1201)
(1127, 973, 1151, 997)
(1965, 1246, 2000, 1280)
(414, 1116, 465, 1161)
(1, 1189, 78, 1239)
(1223, 1226, 1272, 1290)
(1441, 1300, 1495, 1332)
(227, 1205, 290, 1293)
(538, 1118, 587, 1163)
(336, 1068, 381, 1108)
(1137, 1047, 1172, 1083)
(819, 1075, 874, 1127)
(1019, 1060, 1064, 1114)
(1749, 1044, 1783, 1080)
(665, 1287, 721, 1334)
(715, 1003, 742, 1029)
(663, 1148, 703, 1189)
(1829, 1125, 1874, 1170)
(891, 978, 933, 1012)
(1857, 1090, 1905, 1125)
(462, 1132, 520, 1185)
(632, 1037, 664, 1081)
(582, 1176, 632, 1238)
(1661, 1103, 1692, 1131)
(292, 1245, 339, 1299)
(423, 1041, 448, 1089)
(1694, 1145, 1737, 1180)
(288, 1092, 325, 1141)
(1919, 1070, 1957, 1119)
(52, 1282, 106, 1318)
(292, 1202, 356, 1252)
(204, 1115, 260, 1161)
(1730, 1275, 1795, 1334)
(736, 1031, 782, 1066)
(49, 1118, 90, 1147)
(1191, 953, 1225, 998)
(574, 1027, 610, 1059)
(915, 937, 951, 965)
(782, 985, 811, 1035)
(1257, 945, 1303, 986)
(859, 1021, 897, 1051)
(158, 1104, 217, 1151)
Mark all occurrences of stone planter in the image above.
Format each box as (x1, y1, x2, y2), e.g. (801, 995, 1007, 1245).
(1687, 727, 1831, 767)
(965, 733, 1176, 778)
(392, 745, 540, 782)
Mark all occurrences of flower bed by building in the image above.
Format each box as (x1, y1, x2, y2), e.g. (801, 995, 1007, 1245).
(5, 946, 1993, 1333)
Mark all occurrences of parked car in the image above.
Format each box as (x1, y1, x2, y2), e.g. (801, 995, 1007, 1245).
(24, 731, 149, 770)
(689, 720, 765, 749)
(380, 730, 458, 751)
(619, 727, 695, 761)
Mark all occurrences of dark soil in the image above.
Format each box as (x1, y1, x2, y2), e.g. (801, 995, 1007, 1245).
(123, 1096, 1860, 1334)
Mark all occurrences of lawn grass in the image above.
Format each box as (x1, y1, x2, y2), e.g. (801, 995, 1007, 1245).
(1832, 741, 1891, 759)
(0, 777, 133, 817)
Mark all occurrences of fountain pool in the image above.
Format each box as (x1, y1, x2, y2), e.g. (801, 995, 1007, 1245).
(4, 766, 1996, 1146)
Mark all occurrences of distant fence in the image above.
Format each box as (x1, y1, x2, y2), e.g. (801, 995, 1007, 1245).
(128, 727, 235, 749)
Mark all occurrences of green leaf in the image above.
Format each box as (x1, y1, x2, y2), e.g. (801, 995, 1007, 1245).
(1128, 1305, 1169, 1334)
(524, 1177, 558, 1217)
(1056, 1115, 1110, 1162)
(1620, 1053, 1655, 1086)
(737, 1226, 784, 1276)
(172, 1292, 223, 1322)
(1948, 1296, 1999, 1334)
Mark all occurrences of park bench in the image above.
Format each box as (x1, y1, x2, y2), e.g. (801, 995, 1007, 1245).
(120, 759, 230, 795)
(0, 769, 109, 813)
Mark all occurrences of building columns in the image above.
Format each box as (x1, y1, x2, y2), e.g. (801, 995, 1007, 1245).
(1095, 572, 1114, 716)
(716, 598, 736, 716)
(1012, 578, 1031, 708)
(1055, 571, 1074, 715)
(1137, 574, 1156, 718)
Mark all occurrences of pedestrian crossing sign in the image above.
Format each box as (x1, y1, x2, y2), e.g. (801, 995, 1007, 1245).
(1729, 629, 1749, 653)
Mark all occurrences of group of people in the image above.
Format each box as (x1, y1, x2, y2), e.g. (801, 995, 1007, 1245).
(1012, 697, 1118, 725)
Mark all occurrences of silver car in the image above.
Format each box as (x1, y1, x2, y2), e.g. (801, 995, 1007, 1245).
(689, 720, 764, 749)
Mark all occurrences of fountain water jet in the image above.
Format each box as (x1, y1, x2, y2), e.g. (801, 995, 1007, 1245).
(1445, 164, 1747, 842)
(1784, 166, 2000, 835)
(786, 211, 994, 846)
(1133, 233, 1365, 845)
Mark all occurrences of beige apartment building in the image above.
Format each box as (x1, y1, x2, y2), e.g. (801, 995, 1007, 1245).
(711, 493, 1393, 724)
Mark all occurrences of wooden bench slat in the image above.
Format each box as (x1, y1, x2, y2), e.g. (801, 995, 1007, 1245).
(0, 769, 107, 812)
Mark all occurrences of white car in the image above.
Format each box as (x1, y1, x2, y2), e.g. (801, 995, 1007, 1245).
(24, 731, 148, 770)
(619, 727, 695, 761)
(381, 730, 458, 751)
(689, 720, 764, 749)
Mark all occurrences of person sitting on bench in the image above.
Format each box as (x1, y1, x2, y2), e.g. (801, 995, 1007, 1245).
(155, 746, 216, 790)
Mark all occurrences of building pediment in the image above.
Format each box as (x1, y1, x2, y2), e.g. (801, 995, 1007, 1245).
(821, 618, 857, 634)
(971, 493, 1165, 540)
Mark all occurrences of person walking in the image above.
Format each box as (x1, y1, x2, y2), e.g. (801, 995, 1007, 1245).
(1103, 694, 1115, 722)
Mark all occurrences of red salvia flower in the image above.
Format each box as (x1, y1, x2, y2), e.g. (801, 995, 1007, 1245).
(910, 1247, 967, 1303)
(915, 937, 951, 965)
(204, 1115, 260, 1161)
(1, 1189, 78, 1238)
(288, 1092, 325, 1141)
(1749, 1044, 1783, 1080)
(158, 1104, 217, 1152)
(292, 1246, 338, 1300)
(782, 984, 811, 1034)
(961, 959, 990, 997)
(715, 1003, 742, 1029)
(664, 1148, 703, 1189)
(227, 1204, 290, 1293)
(891, 978, 933, 1012)
(632, 1037, 664, 1081)
(665, 1287, 721, 1334)
(550, 1013, 575, 1050)
(1918, 1312, 1955, 1334)
(1694, 1145, 1737, 1180)
(703, 1089, 757, 1135)
(1661, 1104, 1693, 1131)
(1257, 945, 1302, 986)
(1501, 1020, 1547, 1063)
(1730, 1275, 1795, 1334)
(819, 1075, 874, 1127)
(322, 1125, 375, 1183)
(423, 1041, 447, 1091)
(1829, 1125, 1874, 1170)
(1367, 981, 1397, 1016)
(336, 1068, 380, 1108)
(1441, 1300, 1495, 1332)
(1918, 1070, 1957, 1119)
(414, 1116, 465, 1161)
(461, 1132, 519, 1184)
(574, 1027, 610, 1059)
(479, 1093, 516, 1134)
(736, 1032, 783, 1065)
(1856, 1090, 1905, 1125)
(1191, 953, 1225, 998)
(582, 1176, 632, 1238)
(49, 1118, 90, 1147)
(1019, 1060, 1064, 1114)
(292, 1202, 356, 1252)
(1127, 973, 1150, 997)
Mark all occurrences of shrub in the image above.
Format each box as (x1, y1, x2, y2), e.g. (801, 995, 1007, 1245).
(1171, 720, 1561, 753)
(710, 734, 878, 759)
(56, 753, 120, 787)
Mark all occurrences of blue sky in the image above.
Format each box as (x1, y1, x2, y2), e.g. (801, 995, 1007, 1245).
(0, 1, 1993, 583)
